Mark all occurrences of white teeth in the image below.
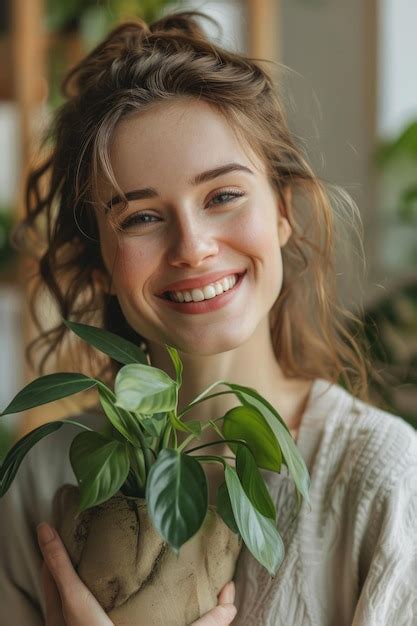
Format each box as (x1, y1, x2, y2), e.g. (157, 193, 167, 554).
(169, 274, 239, 303)
(190, 288, 205, 302)
(202, 284, 217, 299)
(220, 277, 230, 290)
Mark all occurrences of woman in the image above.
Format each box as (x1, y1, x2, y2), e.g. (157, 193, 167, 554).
(1, 10, 416, 626)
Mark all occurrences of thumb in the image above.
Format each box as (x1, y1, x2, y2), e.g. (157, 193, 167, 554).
(192, 603, 237, 625)
(42, 561, 66, 626)
(41, 560, 66, 626)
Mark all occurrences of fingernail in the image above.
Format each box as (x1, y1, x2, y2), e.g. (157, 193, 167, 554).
(37, 522, 56, 545)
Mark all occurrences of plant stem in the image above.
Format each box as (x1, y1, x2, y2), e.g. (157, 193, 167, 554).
(176, 417, 223, 453)
(64, 419, 94, 431)
(185, 438, 247, 454)
(132, 422, 152, 477)
(177, 389, 234, 419)
(129, 446, 146, 488)
(160, 421, 172, 451)
(192, 455, 227, 467)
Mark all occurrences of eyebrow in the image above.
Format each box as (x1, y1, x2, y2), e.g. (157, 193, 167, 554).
(105, 162, 254, 210)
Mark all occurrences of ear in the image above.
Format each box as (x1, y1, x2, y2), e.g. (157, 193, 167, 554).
(92, 268, 117, 296)
(276, 185, 292, 248)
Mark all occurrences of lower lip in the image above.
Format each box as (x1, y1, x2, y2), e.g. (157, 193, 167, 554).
(157, 272, 246, 315)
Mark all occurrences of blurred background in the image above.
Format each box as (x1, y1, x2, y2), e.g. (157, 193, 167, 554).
(0, 0, 416, 458)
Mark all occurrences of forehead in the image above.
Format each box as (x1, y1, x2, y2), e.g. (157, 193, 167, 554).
(106, 98, 264, 193)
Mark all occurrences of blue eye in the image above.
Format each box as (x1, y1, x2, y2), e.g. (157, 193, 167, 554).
(208, 190, 245, 206)
(119, 189, 245, 230)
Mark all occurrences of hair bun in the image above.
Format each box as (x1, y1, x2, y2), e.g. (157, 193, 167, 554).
(149, 10, 219, 41)
(62, 11, 220, 98)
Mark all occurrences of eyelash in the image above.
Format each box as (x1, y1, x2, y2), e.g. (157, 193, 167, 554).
(119, 190, 246, 230)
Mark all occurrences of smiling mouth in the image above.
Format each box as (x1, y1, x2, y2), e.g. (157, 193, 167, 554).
(161, 271, 246, 302)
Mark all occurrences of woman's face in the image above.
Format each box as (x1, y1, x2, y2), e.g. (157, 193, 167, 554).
(95, 98, 292, 355)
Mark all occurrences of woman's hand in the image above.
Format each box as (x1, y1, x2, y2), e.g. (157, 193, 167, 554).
(37, 522, 113, 626)
(191, 581, 236, 625)
(37, 522, 236, 626)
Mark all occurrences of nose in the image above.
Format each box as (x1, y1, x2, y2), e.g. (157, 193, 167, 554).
(166, 212, 219, 268)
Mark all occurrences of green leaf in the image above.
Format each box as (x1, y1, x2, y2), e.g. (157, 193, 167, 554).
(98, 382, 166, 450)
(216, 480, 239, 534)
(224, 464, 284, 576)
(97, 383, 137, 445)
(114, 364, 178, 413)
(129, 446, 146, 490)
(165, 345, 183, 387)
(69, 431, 130, 511)
(136, 411, 168, 438)
(63, 319, 148, 365)
(140, 415, 162, 438)
(0, 422, 63, 496)
(235, 445, 276, 521)
(146, 448, 208, 553)
(225, 383, 311, 511)
(223, 405, 282, 472)
(168, 410, 202, 436)
(140, 416, 159, 438)
(0, 373, 96, 416)
(0, 418, 92, 497)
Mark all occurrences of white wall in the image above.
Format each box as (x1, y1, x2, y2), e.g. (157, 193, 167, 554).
(0, 286, 24, 429)
(164, 0, 245, 52)
(378, 0, 417, 138)
(280, 0, 378, 307)
(0, 103, 20, 210)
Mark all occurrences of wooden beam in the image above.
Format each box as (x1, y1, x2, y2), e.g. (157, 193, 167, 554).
(11, 0, 46, 181)
(245, 0, 281, 60)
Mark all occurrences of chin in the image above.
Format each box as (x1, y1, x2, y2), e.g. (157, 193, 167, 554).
(175, 327, 253, 357)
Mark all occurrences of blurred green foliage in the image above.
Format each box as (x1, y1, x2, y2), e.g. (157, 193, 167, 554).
(0, 209, 15, 270)
(46, 0, 182, 108)
(361, 120, 417, 429)
(362, 280, 417, 430)
(376, 121, 417, 232)
(46, 0, 180, 37)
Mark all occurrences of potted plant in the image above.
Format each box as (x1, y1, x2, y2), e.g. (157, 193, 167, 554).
(0, 319, 311, 625)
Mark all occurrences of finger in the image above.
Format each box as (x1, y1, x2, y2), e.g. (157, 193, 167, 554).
(191, 604, 237, 626)
(217, 581, 235, 606)
(37, 523, 104, 622)
(37, 523, 114, 626)
(41, 561, 66, 626)
(37, 523, 81, 599)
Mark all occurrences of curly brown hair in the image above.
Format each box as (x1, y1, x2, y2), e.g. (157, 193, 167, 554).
(13, 9, 373, 400)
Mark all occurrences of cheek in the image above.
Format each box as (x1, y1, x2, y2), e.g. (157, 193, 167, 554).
(98, 225, 156, 291)
(234, 206, 283, 294)
(112, 241, 156, 289)
(232, 206, 281, 261)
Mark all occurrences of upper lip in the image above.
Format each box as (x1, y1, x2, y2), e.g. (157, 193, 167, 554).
(157, 269, 246, 295)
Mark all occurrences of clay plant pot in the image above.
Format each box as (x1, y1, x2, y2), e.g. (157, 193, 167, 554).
(52, 484, 242, 626)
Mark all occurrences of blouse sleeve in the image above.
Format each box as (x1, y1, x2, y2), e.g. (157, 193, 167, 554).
(352, 422, 417, 626)
(0, 411, 104, 625)
(0, 443, 46, 626)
